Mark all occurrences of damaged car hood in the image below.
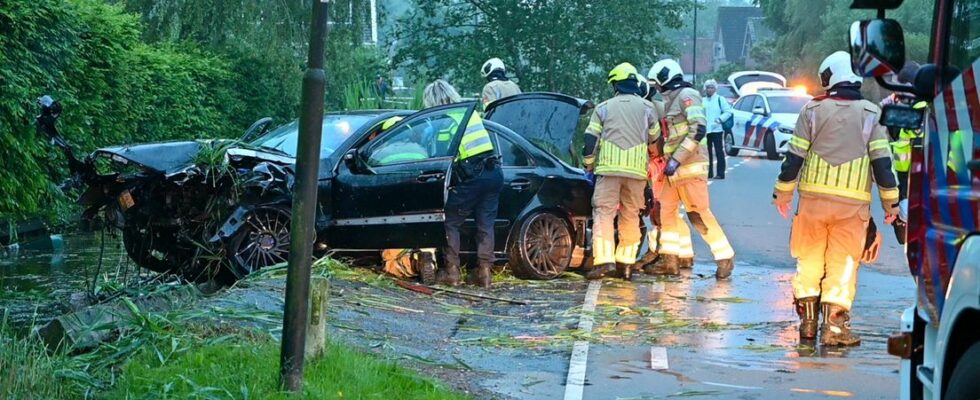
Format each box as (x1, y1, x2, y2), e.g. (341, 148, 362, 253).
(94, 141, 203, 174)
(484, 92, 594, 162)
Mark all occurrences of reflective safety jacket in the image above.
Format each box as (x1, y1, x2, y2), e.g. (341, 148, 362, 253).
(662, 87, 708, 181)
(481, 80, 521, 108)
(584, 94, 661, 179)
(456, 112, 494, 160)
(890, 101, 927, 173)
(774, 97, 899, 213)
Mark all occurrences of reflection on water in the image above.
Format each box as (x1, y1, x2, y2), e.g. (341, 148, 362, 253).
(0, 232, 129, 326)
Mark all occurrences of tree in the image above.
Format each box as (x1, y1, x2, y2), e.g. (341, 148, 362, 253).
(392, 0, 695, 100)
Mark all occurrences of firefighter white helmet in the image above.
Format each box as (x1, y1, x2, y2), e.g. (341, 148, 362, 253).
(818, 51, 861, 90)
(647, 59, 684, 86)
(481, 58, 506, 78)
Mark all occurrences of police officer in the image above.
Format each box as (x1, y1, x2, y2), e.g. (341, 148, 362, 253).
(645, 59, 735, 278)
(773, 51, 900, 346)
(583, 62, 662, 280)
(480, 58, 522, 108)
(423, 80, 503, 289)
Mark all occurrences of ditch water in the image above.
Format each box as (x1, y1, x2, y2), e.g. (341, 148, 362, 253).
(0, 232, 131, 329)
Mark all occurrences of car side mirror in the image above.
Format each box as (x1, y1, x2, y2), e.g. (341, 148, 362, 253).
(880, 104, 924, 130)
(752, 106, 767, 115)
(344, 148, 370, 174)
(849, 19, 906, 78)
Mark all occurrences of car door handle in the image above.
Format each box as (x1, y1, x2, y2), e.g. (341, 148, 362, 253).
(417, 171, 445, 182)
(510, 179, 531, 191)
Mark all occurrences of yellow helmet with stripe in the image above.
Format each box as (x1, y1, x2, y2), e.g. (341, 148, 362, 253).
(381, 116, 404, 131)
(608, 62, 639, 84)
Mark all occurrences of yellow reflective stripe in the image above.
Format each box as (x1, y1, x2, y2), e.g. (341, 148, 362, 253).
(789, 136, 810, 149)
(673, 161, 708, 179)
(869, 139, 890, 151)
(595, 140, 647, 177)
(774, 180, 797, 192)
(588, 121, 602, 133)
(879, 187, 900, 201)
(458, 113, 494, 159)
(679, 137, 699, 153)
(799, 182, 873, 201)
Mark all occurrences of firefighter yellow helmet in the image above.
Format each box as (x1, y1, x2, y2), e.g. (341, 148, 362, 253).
(381, 116, 403, 131)
(608, 62, 639, 84)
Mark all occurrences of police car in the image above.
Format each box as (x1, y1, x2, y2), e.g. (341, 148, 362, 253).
(724, 88, 812, 160)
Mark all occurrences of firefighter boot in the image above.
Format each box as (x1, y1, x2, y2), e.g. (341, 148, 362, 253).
(794, 296, 820, 341)
(586, 263, 617, 280)
(715, 258, 735, 280)
(416, 252, 437, 285)
(644, 254, 680, 275)
(678, 258, 694, 269)
(636, 250, 658, 267)
(616, 263, 633, 281)
(820, 303, 861, 347)
(436, 265, 461, 286)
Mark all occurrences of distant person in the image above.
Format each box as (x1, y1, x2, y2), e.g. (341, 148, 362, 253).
(424, 80, 503, 289)
(702, 79, 733, 179)
(374, 75, 392, 102)
(480, 58, 522, 108)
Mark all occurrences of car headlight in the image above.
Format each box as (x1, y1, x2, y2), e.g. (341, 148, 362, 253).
(778, 127, 794, 134)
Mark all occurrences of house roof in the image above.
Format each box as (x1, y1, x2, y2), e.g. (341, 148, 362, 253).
(742, 17, 774, 59)
(716, 6, 763, 63)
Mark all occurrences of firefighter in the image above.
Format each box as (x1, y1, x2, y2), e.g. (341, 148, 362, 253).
(423, 80, 503, 289)
(583, 62, 662, 280)
(773, 51, 900, 346)
(644, 59, 735, 278)
(480, 58, 522, 108)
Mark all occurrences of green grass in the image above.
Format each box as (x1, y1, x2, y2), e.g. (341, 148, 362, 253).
(105, 337, 468, 400)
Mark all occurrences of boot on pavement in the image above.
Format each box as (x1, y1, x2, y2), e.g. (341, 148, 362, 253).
(644, 254, 679, 275)
(636, 249, 658, 267)
(715, 258, 735, 279)
(435, 265, 461, 286)
(820, 303, 861, 346)
(795, 296, 820, 341)
(586, 263, 617, 280)
(416, 252, 436, 285)
(616, 263, 633, 281)
(678, 257, 694, 269)
(467, 264, 492, 289)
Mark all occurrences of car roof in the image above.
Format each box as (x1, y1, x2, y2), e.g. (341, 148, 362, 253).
(324, 109, 408, 117)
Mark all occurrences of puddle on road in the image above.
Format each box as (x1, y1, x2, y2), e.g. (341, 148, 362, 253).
(0, 233, 129, 327)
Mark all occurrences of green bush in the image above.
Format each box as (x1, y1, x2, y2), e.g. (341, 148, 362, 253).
(0, 0, 251, 223)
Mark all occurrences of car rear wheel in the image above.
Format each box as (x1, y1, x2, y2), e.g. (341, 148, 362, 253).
(509, 212, 573, 280)
(122, 224, 177, 273)
(946, 341, 980, 400)
(764, 131, 780, 160)
(227, 208, 291, 278)
(724, 131, 740, 157)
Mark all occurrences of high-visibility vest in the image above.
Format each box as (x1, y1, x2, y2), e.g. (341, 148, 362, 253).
(890, 101, 927, 173)
(457, 112, 494, 160)
(594, 141, 648, 178)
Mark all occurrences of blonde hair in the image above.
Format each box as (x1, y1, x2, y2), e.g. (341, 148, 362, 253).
(423, 79, 462, 108)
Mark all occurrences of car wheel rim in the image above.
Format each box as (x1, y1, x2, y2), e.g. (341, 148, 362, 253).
(236, 210, 290, 272)
(724, 133, 734, 153)
(523, 215, 572, 277)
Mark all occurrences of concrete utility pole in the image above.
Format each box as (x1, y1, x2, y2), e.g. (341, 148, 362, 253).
(280, 0, 329, 392)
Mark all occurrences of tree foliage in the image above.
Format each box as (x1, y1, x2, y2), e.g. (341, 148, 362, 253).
(754, 0, 934, 90)
(392, 0, 695, 100)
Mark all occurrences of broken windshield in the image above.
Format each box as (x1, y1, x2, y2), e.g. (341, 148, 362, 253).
(250, 115, 374, 158)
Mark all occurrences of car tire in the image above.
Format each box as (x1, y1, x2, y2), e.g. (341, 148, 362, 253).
(122, 224, 176, 274)
(509, 212, 573, 280)
(764, 131, 780, 160)
(946, 342, 980, 400)
(724, 131, 740, 157)
(226, 207, 291, 278)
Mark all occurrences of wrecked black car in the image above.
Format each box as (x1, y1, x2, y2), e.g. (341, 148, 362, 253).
(38, 93, 595, 281)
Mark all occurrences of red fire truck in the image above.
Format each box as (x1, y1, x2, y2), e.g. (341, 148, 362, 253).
(849, 0, 979, 398)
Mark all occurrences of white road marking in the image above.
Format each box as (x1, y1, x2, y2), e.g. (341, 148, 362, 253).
(563, 280, 602, 400)
(701, 381, 764, 390)
(649, 346, 669, 370)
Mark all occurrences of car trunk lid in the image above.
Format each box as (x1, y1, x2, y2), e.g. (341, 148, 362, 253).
(728, 71, 788, 96)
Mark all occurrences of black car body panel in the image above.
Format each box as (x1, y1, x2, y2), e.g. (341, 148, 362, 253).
(93, 141, 203, 174)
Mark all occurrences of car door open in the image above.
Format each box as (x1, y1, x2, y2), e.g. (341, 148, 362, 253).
(328, 102, 479, 250)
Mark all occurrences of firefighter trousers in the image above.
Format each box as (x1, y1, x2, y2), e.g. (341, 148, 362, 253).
(790, 197, 869, 310)
(646, 211, 694, 258)
(658, 177, 734, 260)
(593, 175, 646, 265)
